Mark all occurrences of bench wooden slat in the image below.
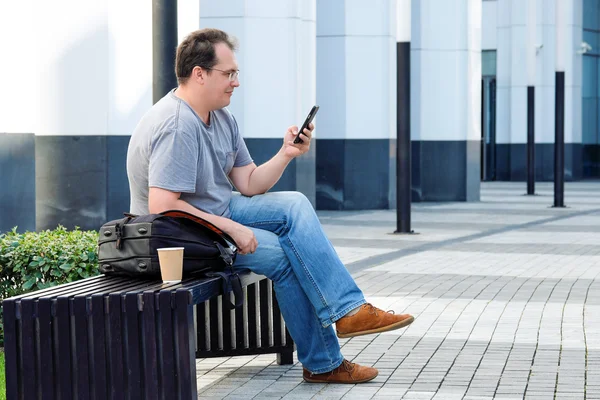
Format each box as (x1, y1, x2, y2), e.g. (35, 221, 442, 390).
(247, 282, 258, 348)
(55, 296, 74, 399)
(209, 297, 219, 351)
(197, 301, 207, 351)
(235, 292, 245, 350)
(5, 275, 112, 302)
(37, 299, 55, 400)
(272, 288, 283, 347)
(157, 290, 176, 399)
(3, 300, 18, 400)
(20, 299, 37, 399)
(259, 279, 270, 348)
(222, 292, 232, 351)
(107, 293, 125, 398)
(125, 293, 143, 399)
(90, 294, 108, 400)
(141, 291, 160, 400)
(72, 295, 91, 400)
(175, 290, 197, 400)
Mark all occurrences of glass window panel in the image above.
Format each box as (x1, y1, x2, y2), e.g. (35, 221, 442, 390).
(583, 31, 599, 56)
(583, 56, 598, 98)
(583, 0, 599, 31)
(482, 50, 496, 76)
(583, 98, 598, 144)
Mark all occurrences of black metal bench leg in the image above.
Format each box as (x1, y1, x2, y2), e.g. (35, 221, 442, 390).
(277, 328, 295, 365)
(277, 349, 294, 365)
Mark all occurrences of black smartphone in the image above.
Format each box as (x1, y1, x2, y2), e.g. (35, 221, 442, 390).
(293, 105, 319, 144)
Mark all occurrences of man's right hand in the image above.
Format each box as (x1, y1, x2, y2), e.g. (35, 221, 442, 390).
(228, 221, 258, 255)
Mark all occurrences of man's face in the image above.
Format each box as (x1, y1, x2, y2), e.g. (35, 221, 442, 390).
(204, 42, 240, 109)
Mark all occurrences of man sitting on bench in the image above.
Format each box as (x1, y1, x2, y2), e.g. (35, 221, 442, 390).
(126, 28, 414, 384)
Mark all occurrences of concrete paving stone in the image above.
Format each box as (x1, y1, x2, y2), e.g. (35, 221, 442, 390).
(400, 391, 436, 399)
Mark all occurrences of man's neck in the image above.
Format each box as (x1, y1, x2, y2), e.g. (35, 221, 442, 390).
(174, 86, 211, 125)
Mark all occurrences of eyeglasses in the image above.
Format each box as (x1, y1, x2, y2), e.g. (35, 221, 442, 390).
(203, 66, 240, 82)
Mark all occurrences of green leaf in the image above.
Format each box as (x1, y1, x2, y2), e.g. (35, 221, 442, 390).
(59, 263, 72, 271)
(23, 277, 37, 291)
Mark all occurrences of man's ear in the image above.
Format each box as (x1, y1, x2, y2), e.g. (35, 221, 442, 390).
(192, 66, 205, 84)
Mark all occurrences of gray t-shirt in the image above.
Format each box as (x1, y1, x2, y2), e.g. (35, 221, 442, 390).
(126, 90, 253, 218)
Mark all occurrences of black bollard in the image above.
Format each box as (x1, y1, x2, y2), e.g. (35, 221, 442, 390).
(527, 86, 535, 195)
(554, 71, 565, 207)
(152, 0, 178, 104)
(395, 41, 413, 234)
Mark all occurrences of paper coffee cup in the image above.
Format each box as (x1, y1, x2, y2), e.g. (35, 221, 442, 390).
(157, 247, 184, 283)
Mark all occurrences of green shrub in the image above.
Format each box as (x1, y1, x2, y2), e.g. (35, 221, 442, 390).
(0, 226, 100, 345)
(0, 226, 100, 299)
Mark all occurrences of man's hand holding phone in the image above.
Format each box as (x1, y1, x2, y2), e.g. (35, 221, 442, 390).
(282, 105, 318, 159)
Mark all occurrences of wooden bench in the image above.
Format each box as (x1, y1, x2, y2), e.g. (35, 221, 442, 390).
(2, 272, 295, 399)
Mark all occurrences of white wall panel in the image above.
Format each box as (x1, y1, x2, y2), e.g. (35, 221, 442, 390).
(0, 0, 36, 133)
(411, 0, 481, 141)
(108, 0, 152, 136)
(482, 0, 498, 50)
(34, 0, 110, 136)
(344, 36, 395, 139)
(344, 0, 395, 36)
(509, 87, 527, 143)
(202, 0, 316, 139)
(496, 86, 511, 143)
(316, 0, 395, 140)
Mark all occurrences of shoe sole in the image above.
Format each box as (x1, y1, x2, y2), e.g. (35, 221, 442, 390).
(336, 316, 415, 338)
(303, 371, 379, 384)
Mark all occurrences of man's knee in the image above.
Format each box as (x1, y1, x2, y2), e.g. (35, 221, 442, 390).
(242, 243, 292, 282)
(280, 191, 312, 211)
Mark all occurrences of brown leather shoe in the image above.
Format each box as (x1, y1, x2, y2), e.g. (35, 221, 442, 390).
(303, 359, 378, 383)
(336, 303, 414, 338)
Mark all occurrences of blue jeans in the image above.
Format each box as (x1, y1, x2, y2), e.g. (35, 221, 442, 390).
(229, 191, 366, 373)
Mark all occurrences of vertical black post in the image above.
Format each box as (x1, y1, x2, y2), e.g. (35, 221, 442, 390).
(527, 86, 535, 195)
(153, 0, 178, 104)
(395, 41, 412, 234)
(554, 71, 565, 207)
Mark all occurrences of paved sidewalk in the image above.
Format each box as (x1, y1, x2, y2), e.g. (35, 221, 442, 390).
(197, 182, 600, 400)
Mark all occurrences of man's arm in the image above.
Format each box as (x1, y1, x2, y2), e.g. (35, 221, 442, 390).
(229, 123, 313, 196)
(148, 187, 258, 254)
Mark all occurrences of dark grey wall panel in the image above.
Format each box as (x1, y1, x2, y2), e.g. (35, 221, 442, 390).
(0, 133, 35, 233)
(495, 143, 583, 182)
(343, 140, 390, 210)
(566, 143, 583, 181)
(412, 140, 480, 202)
(316, 139, 391, 210)
(107, 136, 131, 220)
(583, 144, 600, 177)
(316, 139, 345, 209)
(36, 136, 107, 231)
(495, 144, 511, 181)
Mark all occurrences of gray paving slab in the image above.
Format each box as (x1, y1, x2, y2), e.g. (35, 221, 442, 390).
(197, 182, 600, 399)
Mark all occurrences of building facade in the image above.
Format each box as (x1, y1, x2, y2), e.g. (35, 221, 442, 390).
(0, 0, 595, 233)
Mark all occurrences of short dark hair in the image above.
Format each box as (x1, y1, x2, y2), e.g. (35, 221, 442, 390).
(175, 28, 238, 85)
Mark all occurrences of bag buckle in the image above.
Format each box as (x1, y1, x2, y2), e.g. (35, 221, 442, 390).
(215, 241, 235, 266)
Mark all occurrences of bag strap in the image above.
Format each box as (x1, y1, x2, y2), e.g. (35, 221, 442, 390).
(160, 209, 238, 249)
(205, 270, 243, 310)
(114, 215, 133, 250)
